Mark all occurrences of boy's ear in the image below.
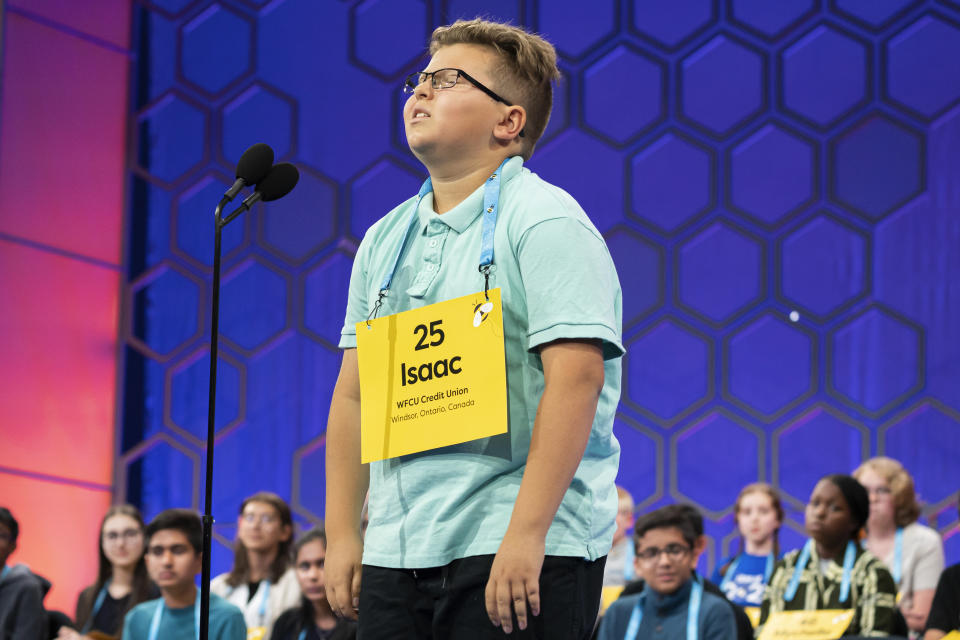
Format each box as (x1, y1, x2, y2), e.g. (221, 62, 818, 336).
(494, 105, 526, 142)
(690, 535, 707, 567)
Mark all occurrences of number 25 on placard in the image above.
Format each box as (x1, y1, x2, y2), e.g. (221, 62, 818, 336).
(413, 320, 444, 350)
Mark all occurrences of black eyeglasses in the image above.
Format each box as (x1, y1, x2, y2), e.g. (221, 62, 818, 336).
(636, 543, 691, 562)
(403, 68, 525, 137)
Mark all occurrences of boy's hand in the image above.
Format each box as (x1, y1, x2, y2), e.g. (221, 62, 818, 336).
(325, 534, 363, 620)
(485, 530, 545, 634)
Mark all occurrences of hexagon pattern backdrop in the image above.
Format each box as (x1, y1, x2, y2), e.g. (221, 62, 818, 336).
(121, 0, 960, 575)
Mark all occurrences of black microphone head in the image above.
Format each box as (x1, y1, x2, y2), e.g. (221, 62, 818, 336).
(236, 143, 274, 184)
(257, 163, 300, 202)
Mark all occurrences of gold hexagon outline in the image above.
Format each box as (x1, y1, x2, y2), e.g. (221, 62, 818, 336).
(256, 164, 340, 266)
(878, 397, 960, 507)
(163, 344, 248, 448)
(621, 315, 717, 428)
(669, 406, 766, 520)
(773, 208, 873, 323)
(216, 254, 296, 357)
(771, 402, 870, 511)
(291, 432, 327, 526)
(115, 432, 202, 511)
(825, 302, 927, 419)
(169, 169, 253, 274)
(125, 259, 207, 364)
(721, 310, 819, 422)
(672, 217, 769, 330)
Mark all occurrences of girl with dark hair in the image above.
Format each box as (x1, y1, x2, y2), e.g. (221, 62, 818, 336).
(273, 529, 356, 640)
(211, 492, 300, 640)
(58, 505, 157, 640)
(758, 474, 899, 637)
(711, 483, 783, 612)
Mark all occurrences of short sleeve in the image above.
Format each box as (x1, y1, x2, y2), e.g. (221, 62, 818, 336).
(517, 217, 623, 359)
(338, 234, 373, 349)
(909, 525, 945, 592)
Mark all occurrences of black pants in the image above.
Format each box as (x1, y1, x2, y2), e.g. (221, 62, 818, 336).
(357, 555, 606, 640)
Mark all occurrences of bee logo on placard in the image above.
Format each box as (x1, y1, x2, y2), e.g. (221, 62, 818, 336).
(473, 301, 494, 327)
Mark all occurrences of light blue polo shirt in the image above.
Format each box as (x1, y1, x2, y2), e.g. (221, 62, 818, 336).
(340, 156, 624, 567)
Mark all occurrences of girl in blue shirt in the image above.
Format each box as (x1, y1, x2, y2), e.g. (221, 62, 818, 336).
(711, 483, 783, 610)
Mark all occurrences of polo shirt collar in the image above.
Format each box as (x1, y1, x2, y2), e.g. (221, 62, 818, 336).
(416, 156, 525, 233)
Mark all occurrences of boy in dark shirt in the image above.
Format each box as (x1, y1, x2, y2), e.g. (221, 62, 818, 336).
(599, 504, 736, 640)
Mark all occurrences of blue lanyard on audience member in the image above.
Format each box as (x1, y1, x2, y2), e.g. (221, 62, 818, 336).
(297, 629, 307, 640)
(785, 540, 856, 604)
(0, 565, 9, 582)
(81, 580, 111, 633)
(148, 591, 200, 640)
(720, 552, 775, 592)
(892, 527, 904, 585)
(623, 542, 635, 582)
(369, 157, 510, 321)
(624, 573, 704, 640)
(252, 580, 271, 625)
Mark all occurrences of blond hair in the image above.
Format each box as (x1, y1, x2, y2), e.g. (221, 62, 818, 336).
(853, 456, 921, 527)
(429, 19, 560, 160)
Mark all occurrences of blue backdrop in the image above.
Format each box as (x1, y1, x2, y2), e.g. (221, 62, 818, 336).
(120, 0, 960, 575)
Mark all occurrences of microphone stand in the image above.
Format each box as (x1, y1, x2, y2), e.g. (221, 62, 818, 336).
(199, 195, 257, 640)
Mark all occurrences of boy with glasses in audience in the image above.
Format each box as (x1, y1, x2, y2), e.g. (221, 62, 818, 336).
(123, 509, 246, 640)
(325, 17, 624, 640)
(598, 504, 737, 640)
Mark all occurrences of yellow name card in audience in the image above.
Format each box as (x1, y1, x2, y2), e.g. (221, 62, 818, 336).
(758, 609, 855, 640)
(599, 586, 624, 614)
(744, 606, 761, 628)
(356, 289, 508, 463)
(247, 628, 266, 640)
(941, 632, 960, 640)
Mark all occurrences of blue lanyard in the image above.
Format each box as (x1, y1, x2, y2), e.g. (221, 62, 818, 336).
(623, 542, 635, 582)
(624, 574, 703, 640)
(148, 590, 200, 640)
(298, 630, 307, 640)
(369, 158, 510, 320)
(785, 540, 856, 604)
(892, 527, 903, 585)
(257, 580, 271, 624)
(0, 565, 9, 582)
(81, 580, 111, 633)
(719, 552, 775, 592)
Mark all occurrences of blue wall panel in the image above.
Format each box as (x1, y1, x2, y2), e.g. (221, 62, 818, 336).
(122, 0, 960, 574)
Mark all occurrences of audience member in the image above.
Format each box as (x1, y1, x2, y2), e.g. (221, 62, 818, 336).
(758, 474, 898, 637)
(602, 486, 636, 587)
(923, 493, 960, 640)
(854, 457, 944, 634)
(211, 492, 301, 640)
(598, 504, 737, 640)
(0, 507, 45, 639)
(122, 509, 245, 640)
(272, 528, 356, 640)
(711, 483, 782, 612)
(58, 505, 158, 639)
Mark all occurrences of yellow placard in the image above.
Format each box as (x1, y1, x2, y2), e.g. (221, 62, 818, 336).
(247, 627, 266, 640)
(599, 586, 624, 614)
(942, 632, 960, 640)
(744, 606, 761, 628)
(758, 610, 855, 640)
(356, 288, 508, 463)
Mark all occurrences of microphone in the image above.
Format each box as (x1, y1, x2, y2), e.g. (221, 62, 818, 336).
(220, 163, 300, 226)
(223, 143, 275, 201)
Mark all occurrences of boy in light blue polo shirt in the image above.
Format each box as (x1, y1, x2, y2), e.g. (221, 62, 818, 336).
(324, 18, 623, 640)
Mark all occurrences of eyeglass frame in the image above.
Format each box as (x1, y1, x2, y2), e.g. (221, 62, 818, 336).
(402, 67, 525, 137)
(102, 528, 143, 544)
(635, 543, 691, 563)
